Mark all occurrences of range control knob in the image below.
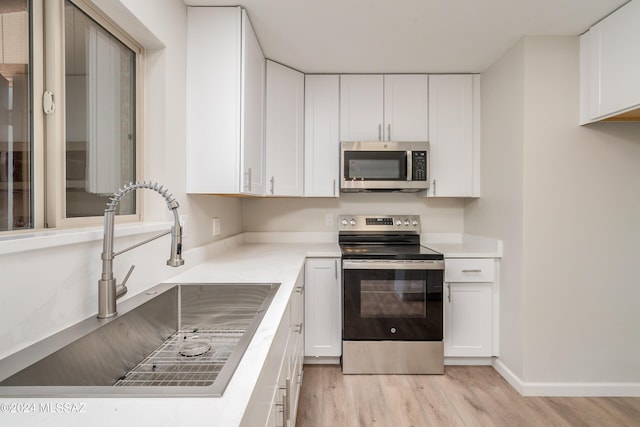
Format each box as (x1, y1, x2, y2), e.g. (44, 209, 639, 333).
(341, 218, 348, 226)
(349, 218, 356, 226)
(404, 219, 410, 226)
(412, 219, 418, 226)
(396, 220, 402, 226)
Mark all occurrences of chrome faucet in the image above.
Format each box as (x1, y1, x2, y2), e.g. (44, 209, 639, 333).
(98, 181, 184, 319)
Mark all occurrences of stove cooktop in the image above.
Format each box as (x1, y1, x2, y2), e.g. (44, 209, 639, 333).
(338, 215, 443, 260)
(339, 243, 443, 260)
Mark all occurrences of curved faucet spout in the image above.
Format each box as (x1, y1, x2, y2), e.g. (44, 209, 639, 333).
(98, 181, 184, 319)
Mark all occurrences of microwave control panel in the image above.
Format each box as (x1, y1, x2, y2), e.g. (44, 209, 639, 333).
(412, 151, 427, 181)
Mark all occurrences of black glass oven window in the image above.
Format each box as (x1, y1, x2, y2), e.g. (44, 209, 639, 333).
(360, 279, 426, 317)
(344, 151, 407, 181)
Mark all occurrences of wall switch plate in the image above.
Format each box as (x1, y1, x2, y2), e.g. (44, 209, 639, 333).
(212, 218, 221, 237)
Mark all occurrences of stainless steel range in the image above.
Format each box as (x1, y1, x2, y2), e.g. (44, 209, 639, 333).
(339, 215, 445, 374)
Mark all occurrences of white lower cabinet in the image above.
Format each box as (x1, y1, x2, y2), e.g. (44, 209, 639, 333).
(444, 258, 497, 360)
(304, 258, 341, 362)
(242, 270, 304, 427)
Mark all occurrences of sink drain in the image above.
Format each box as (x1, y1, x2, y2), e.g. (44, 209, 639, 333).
(178, 339, 211, 357)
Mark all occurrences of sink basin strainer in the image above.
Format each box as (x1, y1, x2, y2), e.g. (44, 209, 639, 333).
(178, 339, 211, 357)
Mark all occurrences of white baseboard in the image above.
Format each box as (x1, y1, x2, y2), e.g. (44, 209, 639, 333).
(445, 357, 492, 366)
(492, 358, 640, 397)
(304, 356, 340, 365)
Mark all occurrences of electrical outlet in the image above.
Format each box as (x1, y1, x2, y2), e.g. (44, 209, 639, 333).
(212, 218, 221, 237)
(325, 213, 334, 227)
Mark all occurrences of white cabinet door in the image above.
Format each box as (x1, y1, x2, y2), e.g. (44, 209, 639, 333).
(340, 74, 429, 142)
(186, 7, 265, 195)
(265, 60, 304, 196)
(304, 75, 340, 197)
(304, 258, 341, 358)
(287, 270, 304, 427)
(383, 75, 429, 141)
(580, 0, 640, 123)
(241, 10, 266, 196)
(340, 75, 384, 141)
(444, 282, 493, 357)
(426, 74, 480, 197)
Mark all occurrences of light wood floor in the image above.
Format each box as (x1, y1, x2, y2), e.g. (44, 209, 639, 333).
(295, 365, 640, 427)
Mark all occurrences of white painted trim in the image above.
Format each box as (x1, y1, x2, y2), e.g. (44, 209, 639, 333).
(493, 358, 640, 397)
(445, 357, 492, 366)
(492, 358, 525, 394)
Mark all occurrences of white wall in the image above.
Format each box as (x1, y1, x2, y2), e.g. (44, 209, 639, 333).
(242, 193, 465, 233)
(464, 39, 526, 380)
(466, 36, 640, 392)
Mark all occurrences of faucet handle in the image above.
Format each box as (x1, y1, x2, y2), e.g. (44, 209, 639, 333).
(117, 264, 135, 298)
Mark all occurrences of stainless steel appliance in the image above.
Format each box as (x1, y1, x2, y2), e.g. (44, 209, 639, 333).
(339, 215, 444, 374)
(340, 141, 430, 192)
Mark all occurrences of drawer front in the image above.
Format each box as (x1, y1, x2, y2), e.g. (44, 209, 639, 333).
(445, 258, 495, 283)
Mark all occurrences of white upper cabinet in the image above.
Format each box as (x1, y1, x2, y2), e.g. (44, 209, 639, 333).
(186, 7, 265, 195)
(580, 0, 640, 123)
(340, 74, 429, 142)
(425, 74, 480, 198)
(241, 14, 266, 195)
(304, 75, 340, 197)
(383, 75, 429, 141)
(340, 75, 384, 141)
(265, 60, 304, 196)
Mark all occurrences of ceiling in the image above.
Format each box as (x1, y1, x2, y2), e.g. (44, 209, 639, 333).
(184, 0, 628, 74)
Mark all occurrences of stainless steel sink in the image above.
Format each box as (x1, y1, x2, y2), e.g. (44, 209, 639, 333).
(0, 282, 280, 397)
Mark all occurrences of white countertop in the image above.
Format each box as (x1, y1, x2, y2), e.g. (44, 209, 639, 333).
(0, 240, 339, 427)
(422, 233, 503, 258)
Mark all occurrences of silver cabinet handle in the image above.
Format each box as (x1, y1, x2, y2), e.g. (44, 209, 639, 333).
(295, 323, 303, 334)
(285, 378, 290, 421)
(387, 123, 391, 141)
(333, 179, 336, 196)
(432, 178, 437, 196)
(270, 176, 274, 195)
(334, 259, 338, 279)
(447, 283, 451, 303)
(296, 286, 304, 294)
(244, 168, 252, 192)
(378, 123, 382, 141)
(462, 269, 482, 273)
(297, 370, 304, 385)
(276, 378, 290, 424)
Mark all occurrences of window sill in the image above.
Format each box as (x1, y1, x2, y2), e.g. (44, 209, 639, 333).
(0, 222, 172, 256)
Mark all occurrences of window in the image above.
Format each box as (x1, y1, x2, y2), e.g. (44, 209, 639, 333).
(0, 0, 141, 233)
(0, 0, 31, 231)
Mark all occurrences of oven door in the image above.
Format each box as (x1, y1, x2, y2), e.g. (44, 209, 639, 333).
(343, 259, 444, 341)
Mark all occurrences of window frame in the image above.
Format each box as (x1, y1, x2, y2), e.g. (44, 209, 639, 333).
(42, 0, 144, 229)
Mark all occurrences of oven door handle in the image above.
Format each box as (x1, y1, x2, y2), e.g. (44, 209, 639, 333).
(342, 260, 444, 270)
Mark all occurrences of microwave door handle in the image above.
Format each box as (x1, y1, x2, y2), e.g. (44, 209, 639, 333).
(407, 151, 412, 181)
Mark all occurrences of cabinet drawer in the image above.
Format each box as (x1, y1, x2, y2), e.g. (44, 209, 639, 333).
(445, 258, 495, 282)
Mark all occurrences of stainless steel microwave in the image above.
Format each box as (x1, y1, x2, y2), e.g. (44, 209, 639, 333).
(340, 141, 430, 192)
